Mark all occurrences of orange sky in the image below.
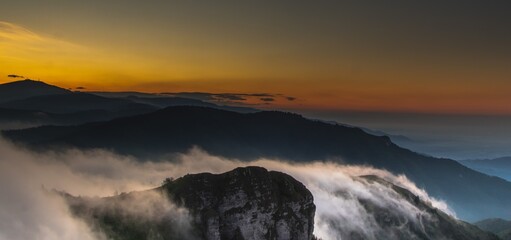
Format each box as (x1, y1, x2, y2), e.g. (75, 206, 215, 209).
(1, 1, 510, 114)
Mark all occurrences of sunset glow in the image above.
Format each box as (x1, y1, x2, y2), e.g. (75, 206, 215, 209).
(1, 1, 510, 114)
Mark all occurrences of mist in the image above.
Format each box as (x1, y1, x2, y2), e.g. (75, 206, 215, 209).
(0, 137, 452, 240)
(0, 121, 41, 131)
(301, 109, 511, 160)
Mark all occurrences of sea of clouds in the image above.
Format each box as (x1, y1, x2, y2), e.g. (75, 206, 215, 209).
(0, 136, 453, 240)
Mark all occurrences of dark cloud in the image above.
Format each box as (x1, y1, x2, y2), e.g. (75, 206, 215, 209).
(260, 98, 274, 102)
(246, 93, 274, 97)
(215, 94, 246, 101)
(162, 92, 296, 106)
(161, 92, 216, 101)
(7, 74, 24, 78)
(76, 87, 86, 90)
(213, 93, 277, 101)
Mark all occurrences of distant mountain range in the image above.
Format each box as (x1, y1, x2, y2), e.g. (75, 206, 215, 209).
(460, 157, 511, 182)
(475, 218, 511, 240)
(0, 91, 158, 114)
(4, 105, 511, 222)
(0, 79, 256, 127)
(2, 79, 511, 223)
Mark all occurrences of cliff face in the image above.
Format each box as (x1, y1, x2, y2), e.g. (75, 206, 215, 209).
(66, 167, 315, 240)
(162, 166, 316, 240)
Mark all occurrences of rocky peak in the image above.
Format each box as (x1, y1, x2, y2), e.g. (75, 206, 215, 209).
(161, 166, 315, 240)
(65, 167, 315, 240)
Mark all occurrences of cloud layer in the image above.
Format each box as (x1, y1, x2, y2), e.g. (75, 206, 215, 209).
(0, 137, 452, 240)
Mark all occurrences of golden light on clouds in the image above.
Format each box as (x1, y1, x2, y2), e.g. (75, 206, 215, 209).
(0, 21, 165, 90)
(1, 22, 87, 71)
(1, 22, 98, 86)
(1, 19, 510, 115)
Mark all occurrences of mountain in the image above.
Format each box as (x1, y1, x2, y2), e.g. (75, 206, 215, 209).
(460, 157, 511, 182)
(0, 108, 122, 130)
(89, 91, 259, 113)
(0, 80, 158, 126)
(0, 80, 258, 126)
(4, 106, 511, 221)
(315, 119, 417, 145)
(0, 79, 70, 103)
(122, 95, 258, 113)
(62, 167, 498, 240)
(341, 175, 499, 240)
(0, 92, 158, 114)
(65, 167, 316, 240)
(475, 218, 511, 240)
(0, 94, 256, 127)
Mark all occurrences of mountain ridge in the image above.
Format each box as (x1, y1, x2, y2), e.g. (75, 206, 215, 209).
(4, 106, 511, 221)
(475, 218, 511, 240)
(460, 157, 511, 182)
(0, 80, 259, 126)
(0, 79, 70, 103)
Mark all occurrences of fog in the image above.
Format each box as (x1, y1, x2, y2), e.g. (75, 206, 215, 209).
(301, 109, 511, 160)
(0, 121, 41, 131)
(0, 137, 452, 240)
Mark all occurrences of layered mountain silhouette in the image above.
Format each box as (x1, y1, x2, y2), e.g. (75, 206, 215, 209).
(0, 107, 123, 129)
(0, 92, 158, 114)
(123, 95, 258, 113)
(4, 106, 511, 221)
(460, 157, 511, 181)
(91, 91, 258, 113)
(0, 80, 256, 126)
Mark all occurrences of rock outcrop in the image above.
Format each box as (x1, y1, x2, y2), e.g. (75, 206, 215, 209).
(66, 167, 316, 240)
(162, 166, 315, 240)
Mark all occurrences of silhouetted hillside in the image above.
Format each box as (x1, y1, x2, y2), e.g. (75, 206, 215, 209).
(123, 95, 258, 113)
(0, 108, 138, 129)
(89, 91, 259, 113)
(0, 79, 70, 103)
(0, 92, 158, 114)
(4, 106, 511, 221)
(0, 80, 259, 126)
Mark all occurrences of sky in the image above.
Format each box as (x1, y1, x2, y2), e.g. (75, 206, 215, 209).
(1, 0, 511, 114)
